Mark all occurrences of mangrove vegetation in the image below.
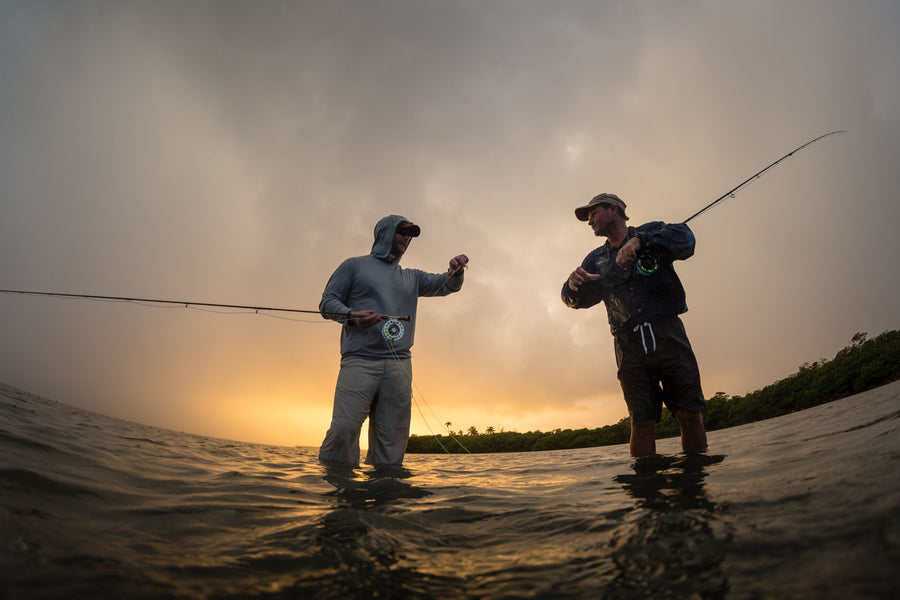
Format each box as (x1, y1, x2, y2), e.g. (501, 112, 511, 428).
(406, 329, 900, 454)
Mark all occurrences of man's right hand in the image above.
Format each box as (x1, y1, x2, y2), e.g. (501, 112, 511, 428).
(349, 310, 383, 328)
(568, 266, 600, 291)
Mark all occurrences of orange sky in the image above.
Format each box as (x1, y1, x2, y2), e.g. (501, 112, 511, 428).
(1, 1, 898, 448)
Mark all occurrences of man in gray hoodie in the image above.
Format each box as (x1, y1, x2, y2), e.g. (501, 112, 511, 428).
(318, 214, 468, 468)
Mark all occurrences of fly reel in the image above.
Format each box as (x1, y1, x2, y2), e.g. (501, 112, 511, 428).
(635, 253, 659, 276)
(381, 318, 405, 342)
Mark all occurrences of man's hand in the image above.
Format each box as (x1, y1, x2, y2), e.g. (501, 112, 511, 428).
(349, 310, 383, 328)
(447, 254, 469, 276)
(568, 266, 600, 291)
(616, 236, 642, 268)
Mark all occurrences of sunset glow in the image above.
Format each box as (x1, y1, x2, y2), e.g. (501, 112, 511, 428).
(1, 1, 898, 448)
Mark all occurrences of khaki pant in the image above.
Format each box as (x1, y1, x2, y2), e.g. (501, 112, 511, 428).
(318, 357, 412, 468)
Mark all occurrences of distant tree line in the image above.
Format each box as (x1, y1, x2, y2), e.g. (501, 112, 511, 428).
(406, 330, 900, 454)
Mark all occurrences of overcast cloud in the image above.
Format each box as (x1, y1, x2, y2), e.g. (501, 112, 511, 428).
(2, 0, 898, 446)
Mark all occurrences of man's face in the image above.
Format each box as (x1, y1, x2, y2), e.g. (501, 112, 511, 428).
(587, 203, 615, 236)
(391, 230, 413, 257)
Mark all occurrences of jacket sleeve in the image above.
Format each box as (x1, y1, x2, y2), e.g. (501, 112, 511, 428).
(562, 280, 590, 308)
(635, 222, 695, 262)
(561, 253, 607, 309)
(319, 259, 354, 322)
(417, 269, 464, 297)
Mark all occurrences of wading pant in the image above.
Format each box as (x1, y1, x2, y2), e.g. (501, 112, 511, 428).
(615, 315, 706, 423)
(318, 357, 412, 468)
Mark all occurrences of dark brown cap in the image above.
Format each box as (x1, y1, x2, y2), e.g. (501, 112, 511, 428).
(574, 193, 628, 221)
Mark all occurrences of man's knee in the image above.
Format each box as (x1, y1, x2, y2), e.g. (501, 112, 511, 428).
(675, 409, 705, 431)
(318, 418, 363, 466)
(631, 419, 656, 434)
(331, 420, 361, 441)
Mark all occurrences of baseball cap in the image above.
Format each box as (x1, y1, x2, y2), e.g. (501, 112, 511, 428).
(396, 221, 421, 237)
(574, 193, 629, 221)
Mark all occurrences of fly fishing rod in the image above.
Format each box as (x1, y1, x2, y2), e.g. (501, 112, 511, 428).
(0, 289, 411, 321)
(681, 130, 845, 225)
(635, 130, 845, 275)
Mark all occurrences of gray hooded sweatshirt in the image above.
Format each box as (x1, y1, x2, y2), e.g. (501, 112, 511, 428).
(319, 215, 464, 360)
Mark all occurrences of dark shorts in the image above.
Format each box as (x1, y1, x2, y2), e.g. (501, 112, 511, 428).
(614, 315, 706, 423)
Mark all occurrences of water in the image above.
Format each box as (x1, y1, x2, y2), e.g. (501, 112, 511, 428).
(1, 381, 898, 599)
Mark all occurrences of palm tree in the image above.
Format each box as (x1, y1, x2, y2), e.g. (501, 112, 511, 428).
(486, 426, 495, 435)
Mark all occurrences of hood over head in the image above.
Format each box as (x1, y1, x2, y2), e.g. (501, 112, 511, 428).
(371, 215, 419, 261)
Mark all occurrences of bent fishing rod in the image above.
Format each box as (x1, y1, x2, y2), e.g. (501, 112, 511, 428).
(0, 289, 411, 321)
(682, 130, 845, 225)
(635, 130, 845, 275)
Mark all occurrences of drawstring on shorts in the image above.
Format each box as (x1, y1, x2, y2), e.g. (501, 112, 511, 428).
(633, 322, 657, 354)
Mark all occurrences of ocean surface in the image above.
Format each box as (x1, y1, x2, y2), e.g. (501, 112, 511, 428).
(1, 381, 898, 600)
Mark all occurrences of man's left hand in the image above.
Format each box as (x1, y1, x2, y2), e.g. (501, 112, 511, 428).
(448, 254, 469, 276)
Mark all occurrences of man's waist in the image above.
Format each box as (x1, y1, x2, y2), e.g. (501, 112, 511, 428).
(612, 311, 684, 337)
(340, 352, 411, 364)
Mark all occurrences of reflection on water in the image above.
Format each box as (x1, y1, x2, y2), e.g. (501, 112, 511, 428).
(322, 465, 433, 509)
(310, 455, 733, 600)
(616, 453, 725, 511)
(606, 454, 729, 599)
(305, 466, 447, 599)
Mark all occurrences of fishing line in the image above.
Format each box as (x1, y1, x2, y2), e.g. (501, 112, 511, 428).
(635, 130, 845, 275)
(381, 322, 472, 455)
(681, 130, 845, 225)
(0, 289, 411, 323)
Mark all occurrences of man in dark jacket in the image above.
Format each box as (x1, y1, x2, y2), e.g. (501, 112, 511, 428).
(562, 193, 707, 457)
(318, 214, 468, 468)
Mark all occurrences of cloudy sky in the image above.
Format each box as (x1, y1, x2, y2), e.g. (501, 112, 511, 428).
(1, 0, 898, 448)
